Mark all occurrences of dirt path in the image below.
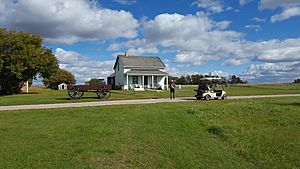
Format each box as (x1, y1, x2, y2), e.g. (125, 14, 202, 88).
(1, 94, 300, 111)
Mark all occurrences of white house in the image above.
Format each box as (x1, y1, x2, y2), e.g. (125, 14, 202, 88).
(58, 83, 67, 90)
(108, 54, 169, 90)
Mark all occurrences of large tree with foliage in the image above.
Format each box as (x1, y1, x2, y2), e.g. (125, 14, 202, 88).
(43, 69, 76, 89)
(293, 79, 300, 83)
(0, 29, 59, 95)
(191, 74, 203, 85)
(228, 75, 247, 84)
(86, 78, 105, 85)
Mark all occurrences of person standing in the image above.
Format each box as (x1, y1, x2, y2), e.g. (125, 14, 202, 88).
(169, 80, 176, 99)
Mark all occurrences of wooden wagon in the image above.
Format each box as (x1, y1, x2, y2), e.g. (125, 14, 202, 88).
(67, 84, 112, 99)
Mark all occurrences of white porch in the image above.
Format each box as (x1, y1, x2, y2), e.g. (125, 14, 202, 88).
(124, 73, 168, 90)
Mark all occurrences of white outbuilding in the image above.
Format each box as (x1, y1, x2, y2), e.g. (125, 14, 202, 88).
(58, 83, 67, 90)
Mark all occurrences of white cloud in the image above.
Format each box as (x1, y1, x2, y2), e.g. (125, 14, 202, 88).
(258, 0, 300, 10)
(271, 6, 300, 22)
(142, 12, 242, 56)
(252, 17, 266, 22)
(0, 0, 138, 44)
(256, 46, 300, 62)
(243, 61, 300, 83)
(107, 11, 300, 83)
(239, 0, 254, 6)
(245, 24, 262, 31)
(192, 0, 224, 13)
(258, 0, 300, 22)
(113, 0, 136, 5)
(55, 48, 114, 83)
(223, 58, 249, 66)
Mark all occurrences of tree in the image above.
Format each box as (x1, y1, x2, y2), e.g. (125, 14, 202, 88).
(176, 76, 186, 84)
(0, 29, 59, 95)
(186, 75, 192, 85)
(293, 79, 300, 83)
(43, 69, 76, 89)
(228, 75, 247, 84)
(86, 78, 105, 85)
(191, 74, 203, 85)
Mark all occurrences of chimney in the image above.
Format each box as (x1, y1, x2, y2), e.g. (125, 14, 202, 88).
(124, 52, 128, 56)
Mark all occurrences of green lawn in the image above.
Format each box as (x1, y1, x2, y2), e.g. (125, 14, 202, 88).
(0, 83, 300, 106)
(0, 97, 299, 168)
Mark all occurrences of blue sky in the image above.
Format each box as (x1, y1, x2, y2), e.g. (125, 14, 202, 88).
(1, 0, 300, 83)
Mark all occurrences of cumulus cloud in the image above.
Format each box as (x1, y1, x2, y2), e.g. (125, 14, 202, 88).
(256, 46, 300, 62)
(113, 0, 137, 5)
(258, 0, 300, 22)
(109, 12, 300, 68)
(192, 0, 224, 13)
(142, 12, 241, 56)
(271, 6, 300, 22)
(0, 0, 138, 44)
(174, 52, 219, 66)
(252, 17, 266, 22)
(258, 0, 300, 10)
(223, 58, 249, 66)
(245, 24, 262, 31)
(239, 0, 254, 6)
(243, 61, 300, 83)
(55, 48, 114, 83)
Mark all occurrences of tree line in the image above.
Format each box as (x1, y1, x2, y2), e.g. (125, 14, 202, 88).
(169, 74, 247, 85)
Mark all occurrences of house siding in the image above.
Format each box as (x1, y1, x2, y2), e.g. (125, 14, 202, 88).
(115, 61, 125, 88)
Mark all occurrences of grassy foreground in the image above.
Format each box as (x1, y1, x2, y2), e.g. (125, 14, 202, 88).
(0, 83, 300, 106)
(0, 97, 299, 168)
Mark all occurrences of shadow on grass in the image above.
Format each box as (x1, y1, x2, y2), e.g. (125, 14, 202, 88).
(270, 102, 300, 106)
(55, 97, 102, 101)
(0, 92, 39, 96)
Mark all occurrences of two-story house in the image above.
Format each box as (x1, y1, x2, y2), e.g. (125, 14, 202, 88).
(107, 53, 168, 90)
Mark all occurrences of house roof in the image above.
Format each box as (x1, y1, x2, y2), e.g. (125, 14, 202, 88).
(113, 55, 166, 69)
(126, 70, 168, 76)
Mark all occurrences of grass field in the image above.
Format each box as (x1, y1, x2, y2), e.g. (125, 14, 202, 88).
(0, 83, 300, 106)
(0, 97, 299, 168)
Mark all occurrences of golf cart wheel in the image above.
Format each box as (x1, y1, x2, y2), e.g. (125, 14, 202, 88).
(204, 95, 211, 100)
(222, 94, 227, 100)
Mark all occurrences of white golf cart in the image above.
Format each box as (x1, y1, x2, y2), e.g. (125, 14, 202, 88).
(194, 77, 227, 100)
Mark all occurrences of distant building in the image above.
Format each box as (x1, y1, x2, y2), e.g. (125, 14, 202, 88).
(58, 83, 67, 90)
(108, 53, 168, 90)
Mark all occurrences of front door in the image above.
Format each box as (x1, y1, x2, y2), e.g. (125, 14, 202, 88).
(144, 76, 148, 86)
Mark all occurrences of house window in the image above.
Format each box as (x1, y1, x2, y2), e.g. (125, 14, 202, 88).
(132, 76, 138, 84)
(154, 76, 158, 84)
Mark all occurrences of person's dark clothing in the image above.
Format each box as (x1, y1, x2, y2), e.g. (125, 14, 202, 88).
(169, 82, 176, 99)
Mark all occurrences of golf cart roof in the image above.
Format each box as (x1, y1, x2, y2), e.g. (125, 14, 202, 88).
(200, 77, 222, 81)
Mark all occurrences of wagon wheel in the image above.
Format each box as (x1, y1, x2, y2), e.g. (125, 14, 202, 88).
(96, 90, 111, 99)
(68, 86, 84, 99)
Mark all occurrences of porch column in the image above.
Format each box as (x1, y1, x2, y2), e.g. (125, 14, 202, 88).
(26, 81, 29, 93)
(166, 76, 168, 90)
(151, 75, 154, 88)
(126, 74, 129, 90)
(142, 75, 144, 88)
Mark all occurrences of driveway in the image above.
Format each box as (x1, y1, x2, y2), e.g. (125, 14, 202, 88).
(1, 94, 300, 111)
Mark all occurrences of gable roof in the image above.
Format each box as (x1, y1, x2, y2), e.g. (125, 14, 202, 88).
(113, 55, 166, 69)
